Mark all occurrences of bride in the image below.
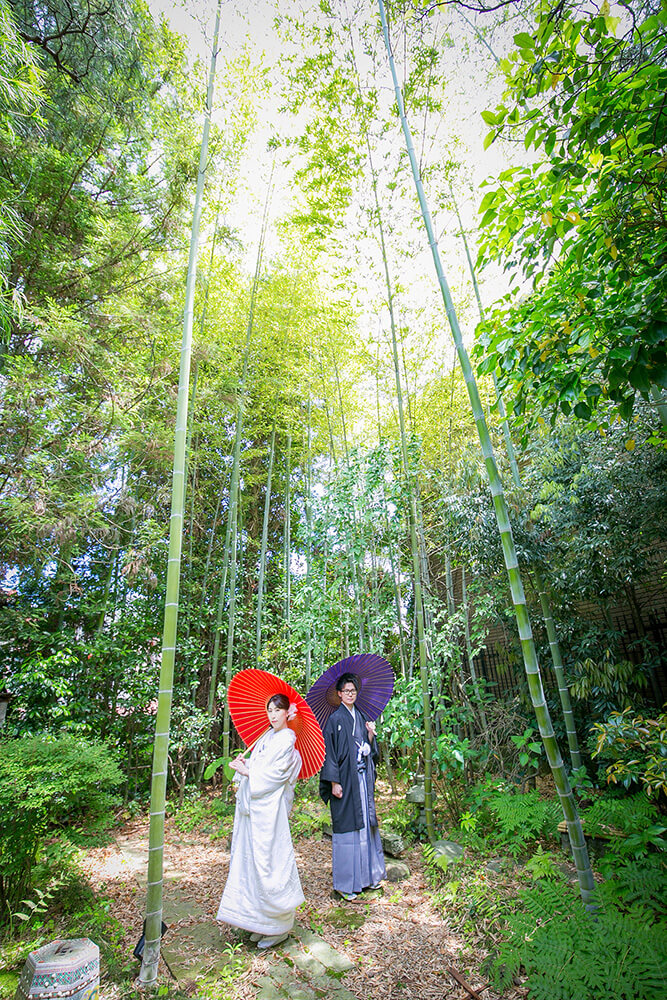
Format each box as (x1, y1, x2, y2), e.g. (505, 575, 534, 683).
(216, 693, 304, 948)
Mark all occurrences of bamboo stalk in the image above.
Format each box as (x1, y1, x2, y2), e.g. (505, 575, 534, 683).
(449, 181, 582, 770)
(256, 422, 276, 662)
(305, 398, 314, 688)
(139, 0, 223, 983)
(221, 477, 240, 780)
(283, 432, 292, 631)
(377, 0, 594, 903)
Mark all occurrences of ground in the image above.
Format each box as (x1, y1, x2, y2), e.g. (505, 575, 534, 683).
(75, 785, 528, 1000)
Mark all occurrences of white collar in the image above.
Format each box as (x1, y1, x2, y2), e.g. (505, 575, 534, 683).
(343, 702, 356, 718)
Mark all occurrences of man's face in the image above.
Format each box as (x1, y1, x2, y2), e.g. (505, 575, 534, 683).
(339, 682, 358, 708)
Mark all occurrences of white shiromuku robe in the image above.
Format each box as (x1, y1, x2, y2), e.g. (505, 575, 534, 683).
(216, 726, 304, 936)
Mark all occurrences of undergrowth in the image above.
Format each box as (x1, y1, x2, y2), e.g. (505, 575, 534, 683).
(492, 858, 667, 1000)
(580, 791, 666, 855)
(171, 796, 235, 840)
(0, 856, 133, 997)
(380, 798, 423, 844)
(424, 783, 667, 1000)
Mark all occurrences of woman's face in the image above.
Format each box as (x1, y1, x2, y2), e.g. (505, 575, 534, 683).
(267, 702, 288, 731)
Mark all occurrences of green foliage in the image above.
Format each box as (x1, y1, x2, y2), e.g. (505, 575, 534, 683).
(572, 654, 649, 714)
(579, 791, 666, 858)
(595, 854, 667, 919)
(0, 831, 131, 991)
(290, 803, 327, 841)
(482, 786, 561, 857)
(190, 944, 247, 1000)
(582, 792, 660, 838)
(424, 849, 513, 943)
(509, 726, 543, 772)
(491, 876, 667, 1000)
(592, 708, 667, 798)
(0, 734, 121, 921)
(522, 845, 560, 882)
(379, 675, 424, 772)
(0, 0, 43, 330)
(433, 731, 480, 826)
(476, 5, 667, 430)
(171, 796, 235, 839)
(381, 798, 423, 845)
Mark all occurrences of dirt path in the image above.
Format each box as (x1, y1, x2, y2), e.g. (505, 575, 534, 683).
(81, 816, 521, 1000)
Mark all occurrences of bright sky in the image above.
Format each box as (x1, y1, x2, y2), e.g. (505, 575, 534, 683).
(149, 0, 525, 423)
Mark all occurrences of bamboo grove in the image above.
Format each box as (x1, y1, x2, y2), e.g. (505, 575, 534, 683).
(1, 0, 666, 967)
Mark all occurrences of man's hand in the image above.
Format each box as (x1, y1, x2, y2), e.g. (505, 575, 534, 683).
(331, 782, 343, 798)
(366, 720, 376, 739)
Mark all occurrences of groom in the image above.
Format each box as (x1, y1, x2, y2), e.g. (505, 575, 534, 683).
(319, 672, 386, 901)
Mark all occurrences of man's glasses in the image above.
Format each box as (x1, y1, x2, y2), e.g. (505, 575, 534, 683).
(340, 687, 357, 694)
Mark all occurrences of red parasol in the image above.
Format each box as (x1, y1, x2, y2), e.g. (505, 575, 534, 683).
(227, 668, 325, 780)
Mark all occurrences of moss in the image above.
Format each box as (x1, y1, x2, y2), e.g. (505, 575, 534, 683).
(326, 907, 366, 931)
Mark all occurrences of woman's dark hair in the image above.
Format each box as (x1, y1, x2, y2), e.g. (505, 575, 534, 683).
(267, 693, 290, 711)
(335, 672, 360, 693)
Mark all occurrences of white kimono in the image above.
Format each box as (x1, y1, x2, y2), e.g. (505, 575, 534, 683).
(217, 727, 304, 936)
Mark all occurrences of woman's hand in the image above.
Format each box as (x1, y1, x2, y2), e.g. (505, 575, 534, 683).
(229, 756, 249, 777)
(365, 720, 376, 739)
(331, 782, 343, 799)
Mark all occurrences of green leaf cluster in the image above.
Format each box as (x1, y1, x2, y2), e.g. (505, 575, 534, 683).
(475, 4, 667, 428)
(592, 708, 667, 798)
(483, 786, 561, 856)
(0, 733, 122, 920)
(492, 869, 667, 1000)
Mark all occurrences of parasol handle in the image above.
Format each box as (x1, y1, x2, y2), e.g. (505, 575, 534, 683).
(239, 726, 270, 757)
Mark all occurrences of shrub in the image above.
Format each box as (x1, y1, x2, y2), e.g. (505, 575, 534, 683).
(591, 707, 667, 800)
(0, 734, 122, 922)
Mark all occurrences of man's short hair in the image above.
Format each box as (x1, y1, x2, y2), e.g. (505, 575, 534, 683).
(335, 672, 360, 693)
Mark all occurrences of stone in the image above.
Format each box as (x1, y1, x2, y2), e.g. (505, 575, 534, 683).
(288, 986, 316, 1000)
(385, 861, 410, 882)
(405, 784, 425, 805)
(254, 977, 288, 1000)
(279, 939, 326, 977)
(292, 929, 354, 974)
(309, 976, 359, 1000)
(485, 859, 505, 874)
(380, 829, 405, 857)
(432, 840, 464, 862)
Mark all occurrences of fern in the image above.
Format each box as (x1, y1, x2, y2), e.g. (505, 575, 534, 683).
(582, 792, 660, 838)
(596, 855, 667, 918)
(486, 789, 561, 855)
(492, 879, 667, 1000)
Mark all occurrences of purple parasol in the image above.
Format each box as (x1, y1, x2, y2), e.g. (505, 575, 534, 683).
(306, 653, 394, 729)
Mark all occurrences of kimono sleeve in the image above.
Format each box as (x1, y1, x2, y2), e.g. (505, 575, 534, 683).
(248, 730, 299, 799)
(319, 715, 343, 804)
